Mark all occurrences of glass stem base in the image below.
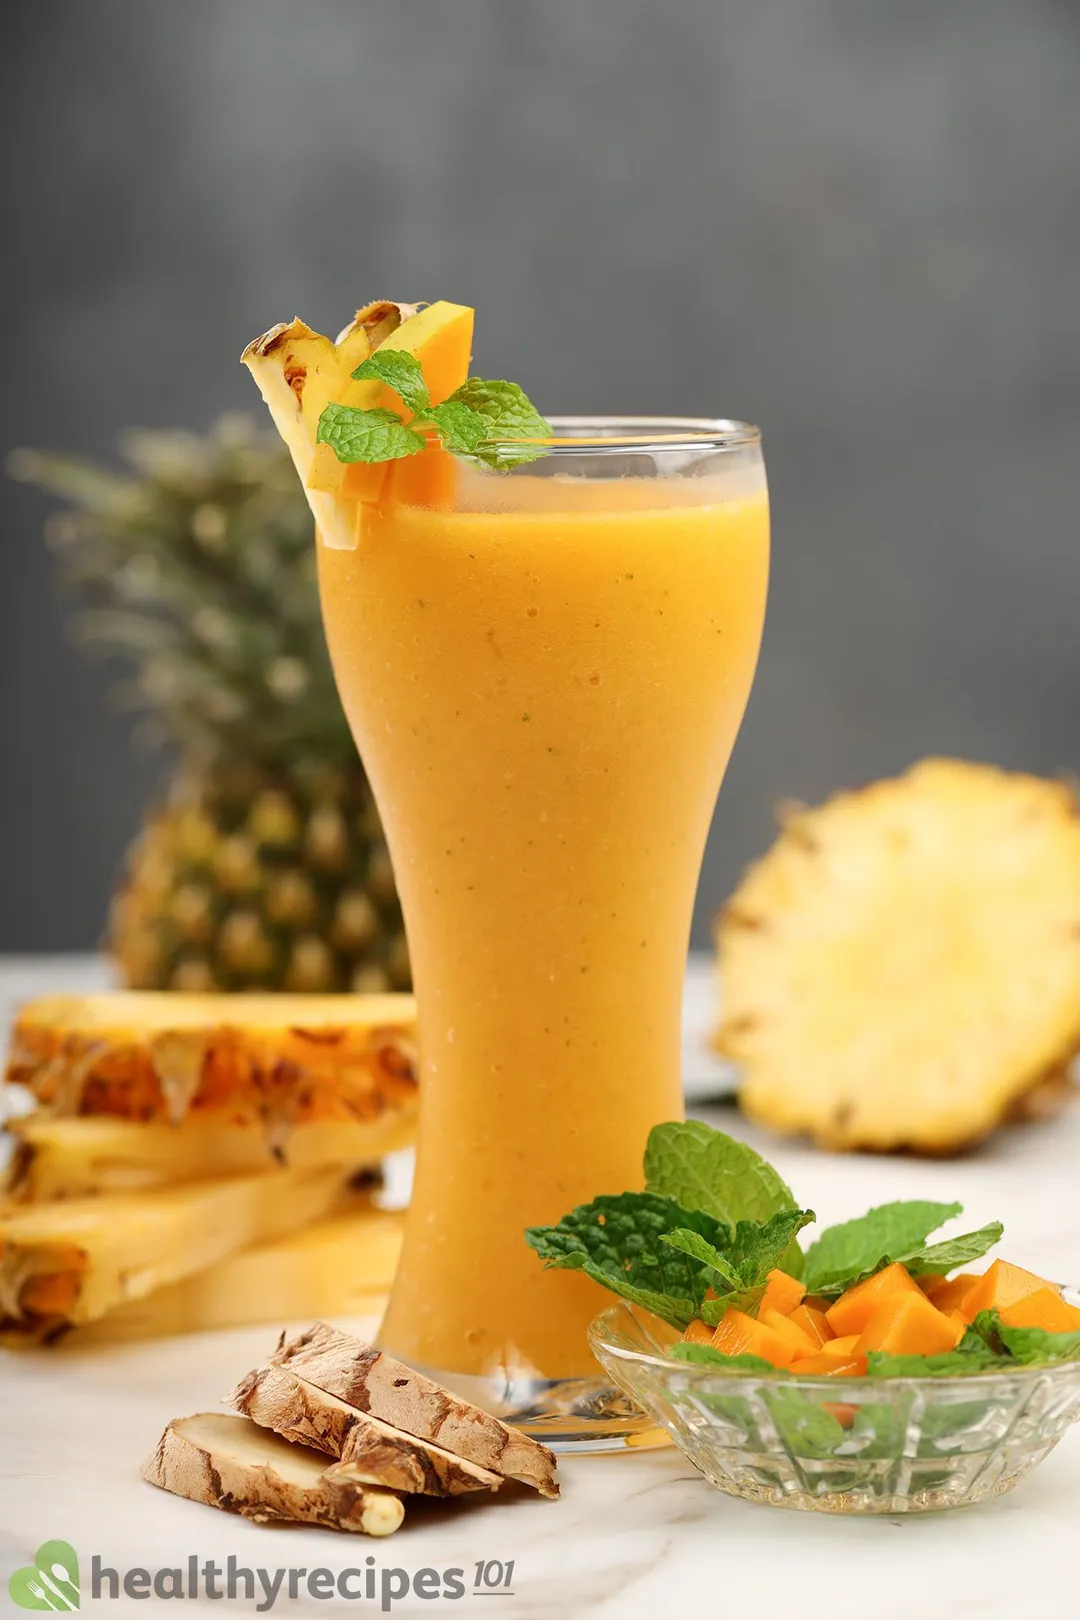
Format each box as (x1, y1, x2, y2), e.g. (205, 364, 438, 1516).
(405, 1361, 670, 1453)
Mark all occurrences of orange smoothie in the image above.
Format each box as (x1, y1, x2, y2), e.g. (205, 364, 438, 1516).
(318, 467, 769, 1380)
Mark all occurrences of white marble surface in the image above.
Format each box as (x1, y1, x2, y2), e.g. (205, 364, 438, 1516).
(2, 956, 1079, 1617)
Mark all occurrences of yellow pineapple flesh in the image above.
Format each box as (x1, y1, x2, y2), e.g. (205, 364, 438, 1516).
(4, 1112, 415, 1203)
(0, 1162, 359, 1334)
(17, 1199, 403, 1347)
(716, 758, 1080, 1153)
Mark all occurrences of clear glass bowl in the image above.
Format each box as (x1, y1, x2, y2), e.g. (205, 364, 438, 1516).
(588, 1293, 1080, 1514)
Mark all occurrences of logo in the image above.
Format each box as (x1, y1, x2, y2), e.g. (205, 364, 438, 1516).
(8, 1541, 80, 1611)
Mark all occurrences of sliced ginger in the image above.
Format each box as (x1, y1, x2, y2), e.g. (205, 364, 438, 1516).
(716, 759, 1080, 1152)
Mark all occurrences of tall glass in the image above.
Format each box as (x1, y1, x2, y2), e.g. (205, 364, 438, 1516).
(318, 420, 768, 1445)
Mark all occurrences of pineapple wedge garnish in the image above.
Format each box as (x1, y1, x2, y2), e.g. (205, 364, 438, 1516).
(4, 1112, 415, 1203)
(5, 991, 417, 1137)
(716, 758, 1080, 1153)
(0, 1163, 357, 1335)
(242, 300, 473, 548)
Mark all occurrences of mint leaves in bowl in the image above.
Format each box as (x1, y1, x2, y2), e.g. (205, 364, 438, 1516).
(527, 1122, 1080, 1513)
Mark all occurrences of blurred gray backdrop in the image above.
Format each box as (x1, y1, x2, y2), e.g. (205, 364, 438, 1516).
(2, 0, 1079, 951)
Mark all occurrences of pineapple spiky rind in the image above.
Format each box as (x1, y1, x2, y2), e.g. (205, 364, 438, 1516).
(716, 758, 1080, 1153)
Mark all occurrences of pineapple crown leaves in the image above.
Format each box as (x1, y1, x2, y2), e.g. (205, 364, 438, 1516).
(9, 417, 358, 772)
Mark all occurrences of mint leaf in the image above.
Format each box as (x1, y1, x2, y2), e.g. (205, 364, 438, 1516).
(660, 1228, 741, 1291)
(447, 378, 549, 468)
(644, 1121, 797, 1227)
(765, 1388, 850, 1458)
(970, 1309, 1080, 1366)
(802, 1201, 963, 1296)
(413, 401, 491, 455)
(351, 350, 431, 415)
(316, 404, 425, 464)
(865, 1347, 1003, 1378)
(525, 1191, 733, 1330)
(696, 1209, 816, 1323)
(666, 1343, 777, 1373)
(904, 1222, 1004, 1278)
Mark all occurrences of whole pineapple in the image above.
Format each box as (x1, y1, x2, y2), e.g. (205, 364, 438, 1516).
(11, 417, 409, 994)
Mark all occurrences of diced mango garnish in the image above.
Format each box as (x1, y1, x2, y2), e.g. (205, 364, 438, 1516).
(711, 1308, 802, 1369)
(759, 1307, 818, 1359)
(790, 1351, 868, 1377)
(959, 1260, 1050, 1322)
(681, 1318, 715, 1345)
(855, 1292, 965, 1357)
(998, 1287, 1080, 1335)
(924, 1272, 981, 1313)
(820, 1334, 860, 1357)
(826, 1262, 922, 1337)
(758, 1268, 806, 1316)
(788, 1303, 834, 1348)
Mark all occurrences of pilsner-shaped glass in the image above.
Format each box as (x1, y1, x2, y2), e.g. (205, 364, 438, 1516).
(318, 419, 769, 1447)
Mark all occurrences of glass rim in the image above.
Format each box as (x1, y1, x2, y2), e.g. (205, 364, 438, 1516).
(481, 415, 761, 455)
(588, 1299, 1080, 1388)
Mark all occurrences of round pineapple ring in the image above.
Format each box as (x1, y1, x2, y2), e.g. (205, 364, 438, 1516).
(716, 758, 1080, 1153)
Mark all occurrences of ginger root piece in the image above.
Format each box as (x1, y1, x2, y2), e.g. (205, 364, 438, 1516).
(4, 1112, 414, 1202)
(61, 1200, 402, 1347)
(0, 1165, 356, 1337)
(231, 1361, 501, 1496)
(142, 1413, 403, 1536)
(716, 759, 1080, 1152)
(268, 1322, 559, 1498)
(5, 990, 417, 1137)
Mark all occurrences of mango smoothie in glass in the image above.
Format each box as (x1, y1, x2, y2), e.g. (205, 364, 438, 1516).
(317, 426, 768, 1433)
(244, 303, 767, 1446)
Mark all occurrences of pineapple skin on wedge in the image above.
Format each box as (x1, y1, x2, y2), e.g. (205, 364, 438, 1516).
(5, 991, 417, 1135)
(716, 758, 1080, 1154)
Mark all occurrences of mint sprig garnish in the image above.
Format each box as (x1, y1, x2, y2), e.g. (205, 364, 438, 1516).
(315, 349, 549, 471)
(800, 1201, 1001, 1298)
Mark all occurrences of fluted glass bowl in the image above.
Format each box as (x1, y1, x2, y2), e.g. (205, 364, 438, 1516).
(588, 1293, 1080, 1514)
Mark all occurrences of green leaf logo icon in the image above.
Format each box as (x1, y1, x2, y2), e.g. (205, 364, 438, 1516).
(8, 1540, 80, 1610)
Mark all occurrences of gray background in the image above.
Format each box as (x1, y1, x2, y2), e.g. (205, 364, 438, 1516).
(2, 0, 1078, 951)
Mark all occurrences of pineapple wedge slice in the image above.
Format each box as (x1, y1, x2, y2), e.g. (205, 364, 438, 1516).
(0, 1162, 358, 1334)
(62, 1199, 403, 1346)
(716, 758, 1080, 1153)
(5, 990, 417, 1135)
(242, 300, 473, 546)
(4, 1111, 415, 1202)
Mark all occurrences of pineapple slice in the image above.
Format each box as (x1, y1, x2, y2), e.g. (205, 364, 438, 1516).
(716, 758, 1080, 1153)
(242, 300, 473, 546)
(5, 1111, 416, 1202)
(62, 1199, 403, 1346)
(5, 990, 417, 1135)
(0, 1163, 358, 1334)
